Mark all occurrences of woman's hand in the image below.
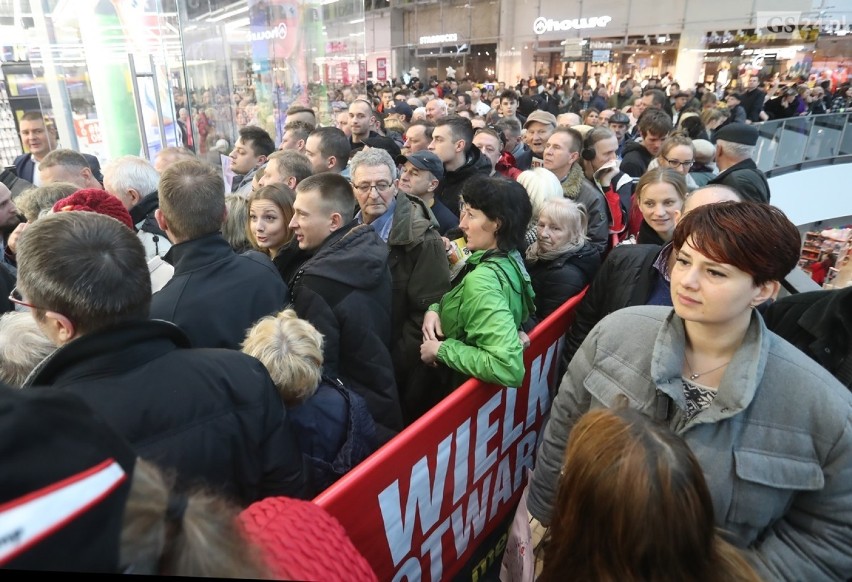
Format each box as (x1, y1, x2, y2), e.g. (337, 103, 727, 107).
(420, 339, 442, 366)
(518, 330, 531, 350)
(422, 310, 444, 342)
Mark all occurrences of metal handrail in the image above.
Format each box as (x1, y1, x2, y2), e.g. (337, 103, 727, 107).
(753, 112, 852, 171)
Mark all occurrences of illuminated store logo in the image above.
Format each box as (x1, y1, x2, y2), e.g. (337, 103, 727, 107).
(250, 22, 288, 42)
(420, 33, 458, 44)
(533, 16, 611, 35)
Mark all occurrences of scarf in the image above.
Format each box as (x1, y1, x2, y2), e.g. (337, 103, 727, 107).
(525, 238, 586, 264)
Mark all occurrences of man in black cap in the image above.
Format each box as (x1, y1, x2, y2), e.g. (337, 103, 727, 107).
(708, 123, 770, 203)
(724, 92, 747, 124)
(397, 149, 458, 234)
(386, 101, 413, 126)
(607, 111, 631, 158)
(671, 91, 691, 125)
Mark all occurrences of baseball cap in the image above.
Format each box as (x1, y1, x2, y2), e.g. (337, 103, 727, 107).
(523, 110, 557, 129)
(726, 92, 743, 102)
(386, 102, 413, 122)
(0, 385, 137, 571)
(395, 150, 444, 180)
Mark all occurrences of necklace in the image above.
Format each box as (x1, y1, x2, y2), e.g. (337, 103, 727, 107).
(685, 357, 731, 381)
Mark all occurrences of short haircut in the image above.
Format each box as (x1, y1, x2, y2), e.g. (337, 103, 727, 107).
(15, 182, 78, 222)
(286, 105, 316, 122)
(17, 212, 151, 335)
(499, 89, 519, 103)
(247, 184, 295, 252)
(350, 147, 397, 182)
(460, 176, 531, 252)
(241, 309, 323, 405)
(427, 99, 448, 114)
(158, 160, 225, 240)
(672, 202, 800, 285)
(310, 127, 350, 172)
(435, 116, 474, 153)
(20, 110, 46, 123)
(238, 126, 275, 157)
(39, 149, 89, 172)
(0, 312, 55, 386)
(102, 156, 160, 198)
(635, 167, 688, 202)
(553, 127, 584, 154)
(539, 198, 588, 245)
(584, 126, 616, 151)
(283, 120, 315, 142)
(638, 108, 673, 137)
(495, 116, 522, 138)
(716, 139, 755, 161)
(296, 173, 355, 218)
(407, 120, 435, 140)
(267, 150, 313, 185)
(221, 195, 251, 253)
(642, 88, 668, 109)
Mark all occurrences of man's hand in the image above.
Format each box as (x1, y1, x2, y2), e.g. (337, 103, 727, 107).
(7, 222, 27, 255)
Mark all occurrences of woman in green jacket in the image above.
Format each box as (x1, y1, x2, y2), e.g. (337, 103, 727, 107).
(420, 176, 536, 389)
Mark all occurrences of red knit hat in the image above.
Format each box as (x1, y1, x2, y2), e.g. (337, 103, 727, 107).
(240, 497, 377, 582)
(52, 189, 135, 230)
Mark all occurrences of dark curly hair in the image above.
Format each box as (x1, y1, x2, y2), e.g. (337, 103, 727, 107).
(460, 176, 532, 252)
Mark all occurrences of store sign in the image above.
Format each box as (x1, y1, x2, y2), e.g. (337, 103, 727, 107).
(249, 22, 288, 42)
(533, 15, 611, 35)
(420, 33, 458, 45)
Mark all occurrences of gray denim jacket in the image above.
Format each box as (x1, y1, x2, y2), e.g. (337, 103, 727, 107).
(529, 306, 852, 581)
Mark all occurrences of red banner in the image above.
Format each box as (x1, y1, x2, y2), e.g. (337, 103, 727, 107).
(315, 291, 586, 581)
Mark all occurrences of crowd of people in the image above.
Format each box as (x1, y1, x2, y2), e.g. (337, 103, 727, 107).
(0, 67, 850, 578)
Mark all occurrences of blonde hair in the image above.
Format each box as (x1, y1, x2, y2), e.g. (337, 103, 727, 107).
(120, 459, 268, 577)
(0, 312, 55, 386)
(538, 198, 588, 245)
(241, 309, 323, 405)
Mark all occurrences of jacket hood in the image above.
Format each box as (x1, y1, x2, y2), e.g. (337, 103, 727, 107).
(469, 249, 536, 322)
(622, 140, 652, 160)
(298, 220, 389, 290)
(387, 193, 437, 247)
(443, 145, 491, 185)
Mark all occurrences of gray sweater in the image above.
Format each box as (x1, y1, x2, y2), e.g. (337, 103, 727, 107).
(529, 306, 852, 580)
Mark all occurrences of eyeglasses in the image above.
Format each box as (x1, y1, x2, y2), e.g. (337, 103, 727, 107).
(662, 157, 694, 169)
(8, 286, 38, 310)
(353, 182, 393, 195)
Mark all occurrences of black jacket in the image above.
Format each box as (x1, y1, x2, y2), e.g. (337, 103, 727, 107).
(26, 320, 309, 505)
(435, 145, 493, 216)
(620, 141, 655, 178)
(150, 233, 288, 349)
(740, 88, 767, 122)
(708, 158, 770, 203)
(290, 221, 403, 438)
(524, 241, 601, 330)
(763, 288, 852, 389)
(563, 244, 662, 364)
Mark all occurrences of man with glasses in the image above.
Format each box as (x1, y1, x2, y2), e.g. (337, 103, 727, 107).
(350, 148, 450, 422)
(288, 172, 402, 442)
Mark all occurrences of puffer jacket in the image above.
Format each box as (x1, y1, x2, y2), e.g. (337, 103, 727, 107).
(524, 240, 600, 330)
(430, 250, 535, 387)
(529, 306, 852, 581)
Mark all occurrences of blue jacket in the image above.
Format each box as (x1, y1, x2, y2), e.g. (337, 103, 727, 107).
(288, 377, 377, 492)
(530, 306, 852, 580)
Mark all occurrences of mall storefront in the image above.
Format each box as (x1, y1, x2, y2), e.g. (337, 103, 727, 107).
(0, 0, 365, 165)
(495, 0, 839, 89)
